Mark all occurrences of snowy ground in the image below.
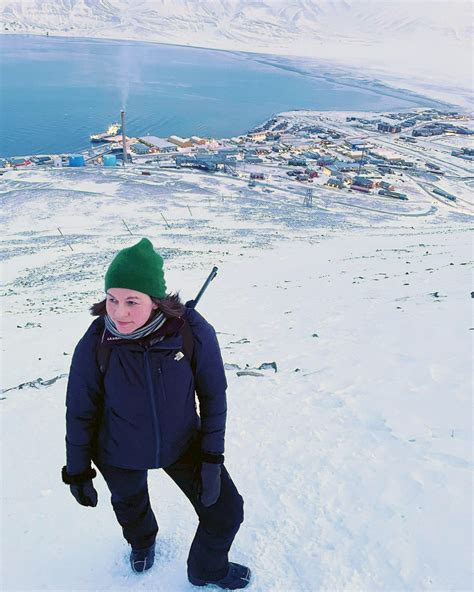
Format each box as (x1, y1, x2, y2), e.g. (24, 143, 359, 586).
(1, 165, 473, 591)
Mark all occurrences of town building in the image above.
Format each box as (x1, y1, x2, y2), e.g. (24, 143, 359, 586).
(352, 175, 375, 189)
(318, 157, 335, 167)
(168, 135, 193, 148)
(369, 148, 404, 163)
(378, 122, 402, 133)
(344, 138, 367, 151)
(288, 157, 307, 167)
(379, 180, 395, 191)
(247, 131, 267, 142)
(451, 148, 474, 160)
(336, 162, 361, 173)
(326, 177, 344, 189)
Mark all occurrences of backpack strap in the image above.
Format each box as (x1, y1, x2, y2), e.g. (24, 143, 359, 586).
(181, 318, 195, 369)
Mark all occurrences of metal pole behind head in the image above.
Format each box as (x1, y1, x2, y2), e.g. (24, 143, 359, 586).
(121, 110, 126, 167)
(190, 266, 218, 309)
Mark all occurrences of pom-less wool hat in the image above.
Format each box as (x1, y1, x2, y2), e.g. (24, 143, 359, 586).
(104, 238, 167, 298)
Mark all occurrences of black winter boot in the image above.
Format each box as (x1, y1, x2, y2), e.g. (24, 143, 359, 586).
(130, 541, 155, 573)
(188, 562, 251, 589)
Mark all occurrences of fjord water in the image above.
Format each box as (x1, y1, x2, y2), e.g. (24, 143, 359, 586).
(0, 35, 440, 157)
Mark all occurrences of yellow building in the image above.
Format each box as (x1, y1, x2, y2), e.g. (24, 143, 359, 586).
(190, 136, 208, 145)
(168, 135, 193, 148)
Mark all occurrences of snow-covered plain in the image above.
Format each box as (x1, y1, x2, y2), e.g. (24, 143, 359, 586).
(1, 0, 472, 109)
(1, 164, 472, 591)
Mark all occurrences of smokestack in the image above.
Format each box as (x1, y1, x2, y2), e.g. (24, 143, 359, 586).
(120, 110, 127, 167)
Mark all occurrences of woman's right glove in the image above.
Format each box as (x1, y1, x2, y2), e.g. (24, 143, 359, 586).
(62, 466, 98, 507)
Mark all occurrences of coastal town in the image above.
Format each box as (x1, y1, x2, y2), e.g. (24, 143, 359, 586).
(1, 107, 473, 215)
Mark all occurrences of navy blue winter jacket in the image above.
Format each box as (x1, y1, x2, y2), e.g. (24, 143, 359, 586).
(65, 308, 227, 474)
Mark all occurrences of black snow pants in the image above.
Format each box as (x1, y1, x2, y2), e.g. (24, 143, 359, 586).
(97, 443, 244, 581)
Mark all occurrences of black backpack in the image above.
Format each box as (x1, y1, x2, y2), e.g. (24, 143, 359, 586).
(96, 319, 195, 376)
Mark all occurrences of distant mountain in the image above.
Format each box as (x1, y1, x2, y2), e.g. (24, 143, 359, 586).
(1, 0, 472, 100)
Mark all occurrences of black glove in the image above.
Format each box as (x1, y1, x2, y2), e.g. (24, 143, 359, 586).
(62, 466, 98, 507)
(199, 453, 224, 507)
(70, 480, 98, 507)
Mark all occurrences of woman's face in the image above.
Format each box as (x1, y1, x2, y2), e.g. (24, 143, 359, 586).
(106, 288, 158, 333)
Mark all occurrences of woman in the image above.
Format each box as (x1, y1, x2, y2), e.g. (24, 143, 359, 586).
(61, 238, 250, 590)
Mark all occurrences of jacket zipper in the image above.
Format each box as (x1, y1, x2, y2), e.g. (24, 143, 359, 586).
(157, 366, 167, 404)
(143, 348, 160, 466)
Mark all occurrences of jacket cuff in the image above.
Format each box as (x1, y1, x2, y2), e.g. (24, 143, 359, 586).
(62, 465, 97, 485)
(200, 452, 225, 464)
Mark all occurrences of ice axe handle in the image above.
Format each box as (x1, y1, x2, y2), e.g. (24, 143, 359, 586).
(187, 266, 218, 310)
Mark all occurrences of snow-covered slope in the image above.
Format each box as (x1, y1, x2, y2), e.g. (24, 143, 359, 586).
(1, 160, 473, 591)
(1, 0, 472, 104)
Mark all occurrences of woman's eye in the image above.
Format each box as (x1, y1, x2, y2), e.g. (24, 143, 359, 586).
(107, 299, 136, 305)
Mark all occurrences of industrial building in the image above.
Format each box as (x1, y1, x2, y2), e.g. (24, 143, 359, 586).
(130, 143, 150, 155)
(168, 135, 193, 148)
(190, 136, 208, 145)
(175, 151, 237, 172)
(140, 136, 178, 152)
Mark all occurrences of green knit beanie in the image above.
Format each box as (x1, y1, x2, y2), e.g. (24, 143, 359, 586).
(104, 238, 167, 298)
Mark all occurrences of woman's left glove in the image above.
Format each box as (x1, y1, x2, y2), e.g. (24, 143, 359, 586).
(199, 453, 224, 507)
(62, 466, 98, 507)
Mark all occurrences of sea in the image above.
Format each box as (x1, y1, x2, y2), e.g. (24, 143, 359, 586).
(0, 35, 447, 158)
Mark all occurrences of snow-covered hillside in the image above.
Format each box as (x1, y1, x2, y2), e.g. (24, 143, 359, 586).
(1, 161, 472, 591)
(1, 0, 472, 106)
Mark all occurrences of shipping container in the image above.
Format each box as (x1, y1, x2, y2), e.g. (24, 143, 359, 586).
(432, 187, 456, 201)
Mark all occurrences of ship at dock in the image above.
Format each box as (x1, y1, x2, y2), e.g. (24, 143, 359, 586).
(90, 123, 122, 144)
